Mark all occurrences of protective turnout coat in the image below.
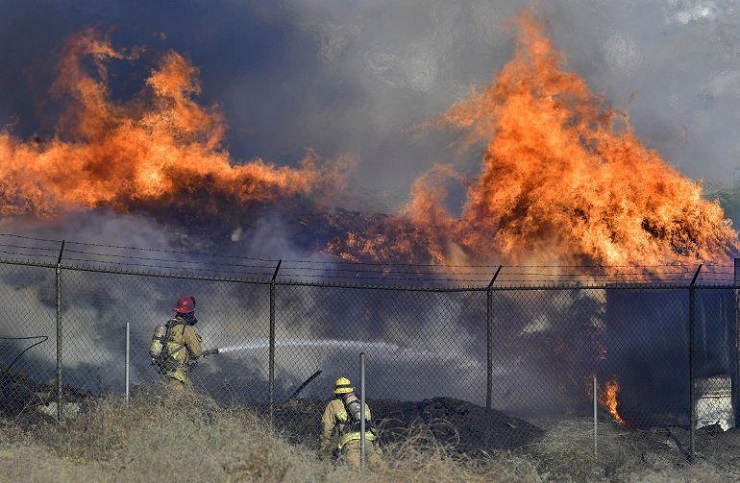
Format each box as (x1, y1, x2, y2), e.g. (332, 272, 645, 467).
(155, 316, 203, 385)
(319, 397, 382, 469)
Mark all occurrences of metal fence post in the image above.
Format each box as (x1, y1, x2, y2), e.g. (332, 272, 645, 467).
(689, 264, 702, 463)
(55, 240, 65, 422)
(486, 266, 502, 411)
(125, 322, 130, 404)
(269, 259, 282, 430)
(734, 258, 740, 428)
(360, 352, 366, 471)
(593, 374, 598, 459)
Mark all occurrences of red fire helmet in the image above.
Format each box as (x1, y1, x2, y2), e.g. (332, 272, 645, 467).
(173, 295, 196, 314)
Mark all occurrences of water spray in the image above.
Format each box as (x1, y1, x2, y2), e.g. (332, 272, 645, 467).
(211, 338, 430, 357)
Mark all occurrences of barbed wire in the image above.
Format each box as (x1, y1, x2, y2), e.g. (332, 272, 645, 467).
(0, 232, 735, 287)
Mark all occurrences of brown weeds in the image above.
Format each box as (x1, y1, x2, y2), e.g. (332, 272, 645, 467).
(1, 391, 739, 482)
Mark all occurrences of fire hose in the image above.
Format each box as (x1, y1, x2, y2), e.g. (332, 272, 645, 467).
(1, 335, 49, 376)
(151, 347, 221, 371)
(198, 350, 322, 401)
(182, 347, 219, 367)
(194, 350, 322, 402)
(287, 369, 322, 401)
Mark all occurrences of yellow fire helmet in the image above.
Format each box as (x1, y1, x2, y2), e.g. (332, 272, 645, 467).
(334, 377, 354, 394)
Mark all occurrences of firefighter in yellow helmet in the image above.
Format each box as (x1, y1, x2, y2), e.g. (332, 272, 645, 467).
(148, 296, 203, 390)
(318, 377, 383, 470)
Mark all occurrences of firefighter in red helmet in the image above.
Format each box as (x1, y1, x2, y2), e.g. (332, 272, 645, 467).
(149, 296, 203, 390)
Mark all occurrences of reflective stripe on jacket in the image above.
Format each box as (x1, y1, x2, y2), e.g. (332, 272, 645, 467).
(339, 430, 376, 449)
(320, 397, 375, 451)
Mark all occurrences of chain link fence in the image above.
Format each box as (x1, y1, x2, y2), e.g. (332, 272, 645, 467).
(1, 252, 739, 460)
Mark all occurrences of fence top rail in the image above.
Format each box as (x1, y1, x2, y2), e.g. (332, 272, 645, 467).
(2, 255, 740, 292)
(0, 232, 737, 289)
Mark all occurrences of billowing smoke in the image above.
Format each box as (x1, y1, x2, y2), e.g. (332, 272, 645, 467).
(1, 2, 739, 418)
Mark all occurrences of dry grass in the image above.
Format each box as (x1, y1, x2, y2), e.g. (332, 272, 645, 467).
(0, 390, 737, 482)
(529, 418, 634, 481)
(528, 418, 740, 483)
(0, 386, 541, 482)
(369, 419, 540, 483)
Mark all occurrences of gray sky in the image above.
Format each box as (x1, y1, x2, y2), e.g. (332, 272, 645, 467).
(1, 0, 739, 211)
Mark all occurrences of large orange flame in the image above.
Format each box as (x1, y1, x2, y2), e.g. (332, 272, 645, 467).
(329, 11, 739, 274)
(0, 29, 337, 218)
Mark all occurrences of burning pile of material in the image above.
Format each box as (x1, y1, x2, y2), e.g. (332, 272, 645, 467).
(329, 12, 739, 276)
(0, 29, 345, 220)
(0, 13, 736, 278)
